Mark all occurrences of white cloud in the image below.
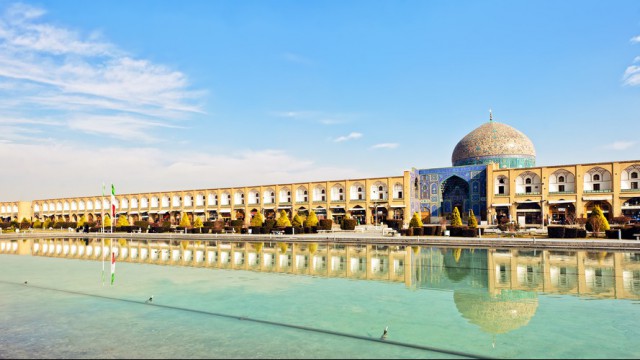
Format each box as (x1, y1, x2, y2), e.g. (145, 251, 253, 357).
(603, 141, 636, 150)
(334, 132, 363, 142)
(0, 142, 367, 201)
(370, 143, 399, 149)
(272, 110, 354, 125)
(623, 65, 640, 86)
(631, 35, 640, 44)
(0, 3, 203, 142)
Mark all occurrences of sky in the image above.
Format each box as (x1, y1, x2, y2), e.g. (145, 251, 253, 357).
(1, 0, 640, 202)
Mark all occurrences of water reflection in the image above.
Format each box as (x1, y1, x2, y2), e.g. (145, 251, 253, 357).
(9, 237, 640, 338)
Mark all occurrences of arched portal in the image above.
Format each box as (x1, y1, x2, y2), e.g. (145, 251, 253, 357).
(441, 176, 470, 217)
(584, 201, 612, 221)
(622, 197, 640, 222)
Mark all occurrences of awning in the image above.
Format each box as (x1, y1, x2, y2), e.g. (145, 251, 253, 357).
(128, 211, 138, 215)
(516, 209, 541, 213)
(515, 200, 540, 204)
(157, 210, 167, 214)
(277, 206, 291, 209)
(262, 206, 275, 209)
(390, 204, 406, 208)
(491, 203, 512, 207)
(548, 200, 576, 204)
(583, 195, 612, 201)
(349, 207, 366, 211)
(622, 205, 640, 210)
(330, 205, 344, 209)
(195, 210, 205, 213)
(369, 204, 388, 208)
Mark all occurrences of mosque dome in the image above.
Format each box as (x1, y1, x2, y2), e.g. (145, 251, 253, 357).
(454, 289, 539, 335)
(451, 120, 536, 168)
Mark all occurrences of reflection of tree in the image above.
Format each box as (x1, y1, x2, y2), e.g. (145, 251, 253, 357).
(443, 248, 471, 282)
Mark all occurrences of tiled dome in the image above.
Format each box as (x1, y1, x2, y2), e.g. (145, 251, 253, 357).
(451, 121, 536, 168)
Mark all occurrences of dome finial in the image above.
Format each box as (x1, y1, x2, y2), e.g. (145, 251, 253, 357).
(489, 108, 493, 122)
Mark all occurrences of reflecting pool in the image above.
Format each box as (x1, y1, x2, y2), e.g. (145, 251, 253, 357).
(1, 239, 639, 359)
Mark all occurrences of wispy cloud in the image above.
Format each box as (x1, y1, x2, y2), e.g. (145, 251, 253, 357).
(282, 52, 313, 65)
(0, 3, 203, 142)
(603, 141, 636, 150)
(370, 143, 399, 150)
(631, 35, 640, 44)
(623, 65, 640, 86)
(271, 110, 351, 125)
(334, 132, 362, 142)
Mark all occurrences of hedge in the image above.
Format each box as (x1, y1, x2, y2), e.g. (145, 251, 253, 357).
(547, 226, 565, 239)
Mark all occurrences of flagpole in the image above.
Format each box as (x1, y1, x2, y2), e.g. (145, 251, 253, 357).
(101, 183, 105, 286)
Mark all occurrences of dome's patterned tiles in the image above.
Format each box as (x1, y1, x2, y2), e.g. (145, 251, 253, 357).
(452, 121, 536, 166)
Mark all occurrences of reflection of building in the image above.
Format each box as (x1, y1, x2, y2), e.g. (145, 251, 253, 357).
(2, 113, 639, 227)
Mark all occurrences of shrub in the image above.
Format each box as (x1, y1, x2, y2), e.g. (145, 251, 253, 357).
(230, 219, 244, 233)
(605, 229, 620, 239)
(318, 219, 333, 231)
(193, 217, 204, 228)
(276, 210, 291, 227)
(563, 227, 578, 238)
(162, 220, 172, 229)
(249, 226, 262, 235)
(33, 219, 42, 229)
(447, 226, 464, 237)
(263, 219, 276, 233)
(423, 226, 435, 236)
(468, 210, 478, 228)
(385, 219, 402, 230)
(134, 220, 150, 229)
(412, 227, 424, 236)
(341, 219, 357, 230)
(43, 219, 51, 229)
(451, 208, 463, 227)
(461, 228, 478, 237)
(103, 215, 112, 228)
(304, 211, 319, 228)
(77, 215, 87, 228)
(612, 216, 631, 225)
(409, 212, 423, 228)
(547, 226, 565, 239)
(20, 218, 31, 229)
(576, 229, 587, 238)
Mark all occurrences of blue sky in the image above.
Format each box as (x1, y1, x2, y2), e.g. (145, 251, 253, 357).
(1, 0, 639, 201)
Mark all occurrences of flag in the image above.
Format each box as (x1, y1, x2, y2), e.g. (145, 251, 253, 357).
(111, 184, 116, 218)
(110, 251, 116, 285)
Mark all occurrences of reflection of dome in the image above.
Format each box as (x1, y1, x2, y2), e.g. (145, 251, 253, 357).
(451, 121, 536, 168)
(454, 289, 539, 335)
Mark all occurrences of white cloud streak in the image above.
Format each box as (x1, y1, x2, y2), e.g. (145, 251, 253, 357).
(0, 142, 367, 201)
(334, 132, 363, 142)
(631, 35, 640, 44)
(603, 141, 636, 150)
(370, 143, 399, 149)
(0, 3, 203, 142)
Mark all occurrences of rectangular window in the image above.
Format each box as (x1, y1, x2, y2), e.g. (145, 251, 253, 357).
(498, 186, 504, 194)
(632, 182, 638, 190)
(593, 184, 600, 191)
(525, 186, 532, 193)
(559, 185, 565, 192)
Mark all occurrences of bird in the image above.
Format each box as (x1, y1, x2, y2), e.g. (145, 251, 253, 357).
(145, 295, 153, 304)
(380, 326, 388, 340)
(24, 281, 28, 285)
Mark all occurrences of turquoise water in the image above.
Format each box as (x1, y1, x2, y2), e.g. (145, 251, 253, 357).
(1, 246, 639, 359)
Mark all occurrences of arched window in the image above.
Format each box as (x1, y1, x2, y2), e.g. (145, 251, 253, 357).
(584, 167, 612, 192)
(234, 191, 245, 205)
(495, 175, 509, 195)
(313, 186, 326, 202)
(220, 192, 231, 206)
(248, 190, 260, 204)
(172, 195, 181, 207)
(549, 170, 575, 193)
(331, 184, 345, 201)
(351, 183, 365, 200)
(393, 183, 403, 199)
(279, 188, 291, 203)
(370, 182, 388, 200)
(208, 193, 217, 206)
(296, 187, 308, 202)
(515, 172, 541, 194)
(263, 189, 275, 204)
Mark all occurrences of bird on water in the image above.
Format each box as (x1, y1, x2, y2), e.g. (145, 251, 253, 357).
(381, 326, 388, 340)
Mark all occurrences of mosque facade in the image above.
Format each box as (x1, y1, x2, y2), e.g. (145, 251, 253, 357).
(1, 116, 639, 228)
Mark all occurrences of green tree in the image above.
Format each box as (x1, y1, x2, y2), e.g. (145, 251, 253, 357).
(451, 207, 463, 226)
(409, 212, 423, 228)
(43, 219, 51, 229)
(292, 214, 303, 227)
(468, 209, 478, 228)
(304, 210, 319, 227)
(33, 219, 42, 229)
(117, 214, 130, 227)
(103, 215, 112, 227)
(250, 212, 264, 227)
(77, 215, 87, 228)
(193, 217, 203, 228)
(179, 213, 192, 228)
(276, 210, 291, 227)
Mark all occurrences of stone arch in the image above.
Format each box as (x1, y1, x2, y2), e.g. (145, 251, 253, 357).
(440, 175, 470, 216)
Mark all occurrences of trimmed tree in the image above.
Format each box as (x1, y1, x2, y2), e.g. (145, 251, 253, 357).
(276, 210, 291, 227)
(304, 210, 319, 228)
(117, 214, 130, 227)
(409, 212, 423, 228)
(292, 214, 303, 228)
(250, 212, 264, 227)
(468, 209, 478, 228)
(179, 213, 192, 228)
(587, 205, 610, 234)
(33, 219, 42, 229)
(103, 215, 112, 228)
(193, 217, 203, 228)
(451, 207, 463, 227)
(77, 215, 87, 228)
